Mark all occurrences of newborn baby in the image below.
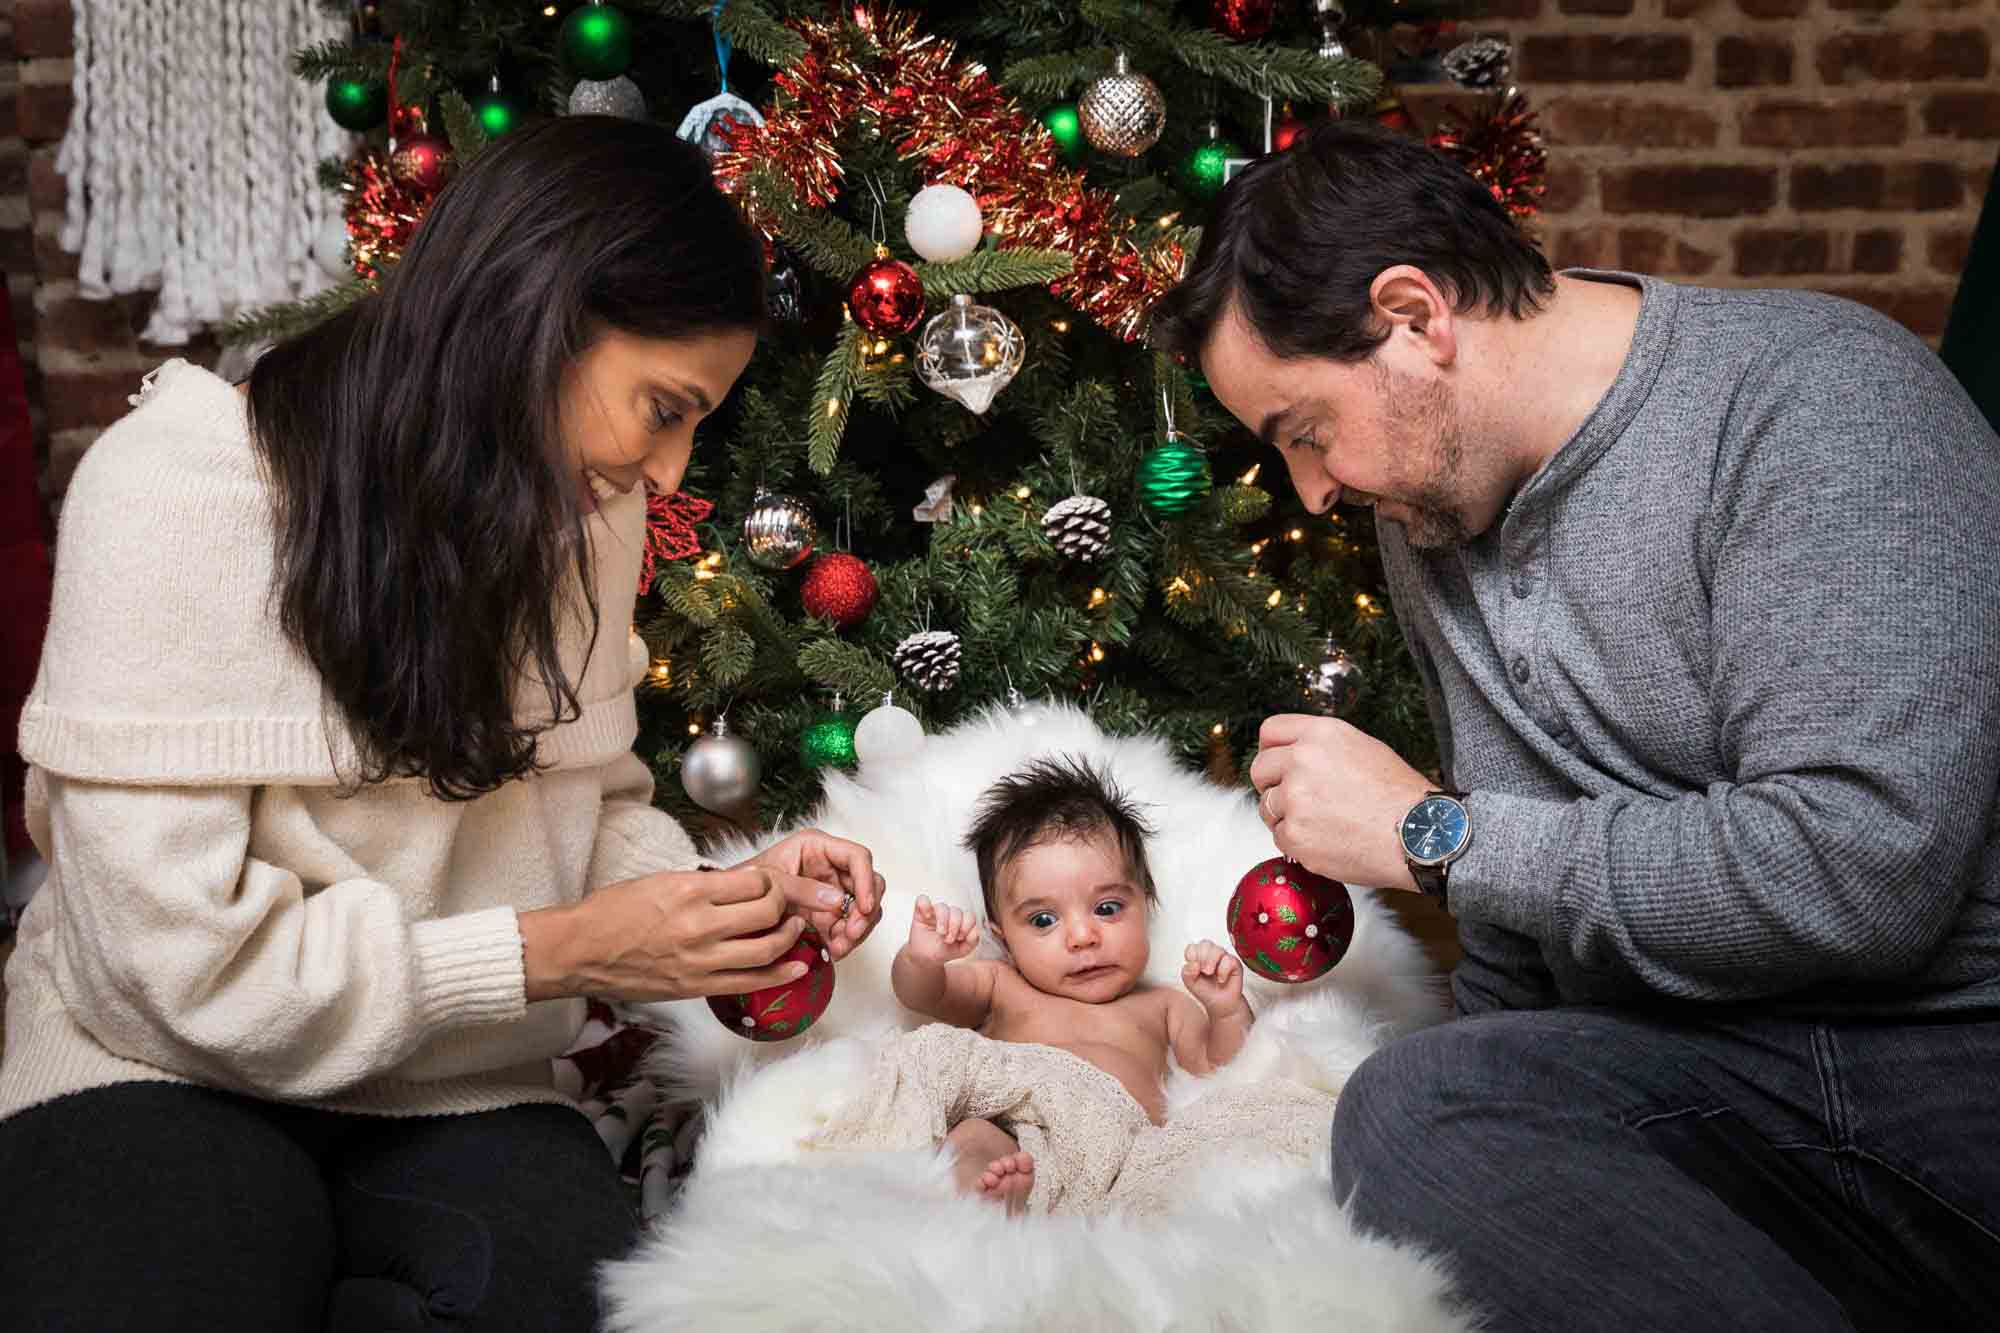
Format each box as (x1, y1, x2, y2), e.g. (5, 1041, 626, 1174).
(891, 755, 1253, 1211)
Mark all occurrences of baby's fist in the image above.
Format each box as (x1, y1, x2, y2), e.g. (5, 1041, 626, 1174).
(1182, 939, 1245, 1009)
(907, 894, 980, 964)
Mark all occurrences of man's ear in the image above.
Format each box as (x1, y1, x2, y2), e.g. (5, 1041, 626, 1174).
(1369, 265, 1458, 368)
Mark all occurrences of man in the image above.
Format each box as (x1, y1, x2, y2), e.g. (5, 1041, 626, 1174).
(1148, 120, 2000, 1331)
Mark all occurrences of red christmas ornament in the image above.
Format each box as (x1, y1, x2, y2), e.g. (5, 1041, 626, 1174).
(389, 132, 454, 194)
(1371, 95, 1415, 135)
(1209, 0, 1275, 41)
(638, 490, 715, 594)
(1225, 856, 1354, 983)
(708, 925, 836, 1041)
(390, 102, 428, 141)
(846, 245, 925, 337)
(1272, 106, 1308, 153)
(800, 552, 879, 628)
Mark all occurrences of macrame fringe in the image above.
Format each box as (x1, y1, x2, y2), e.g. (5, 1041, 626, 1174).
(56, 0, 352, 345)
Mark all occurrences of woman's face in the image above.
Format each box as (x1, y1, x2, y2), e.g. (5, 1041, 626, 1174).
(558, 324, 757, 511)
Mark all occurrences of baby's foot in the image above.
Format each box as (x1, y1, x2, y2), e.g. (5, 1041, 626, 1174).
(977, 1150, 1035, 1216)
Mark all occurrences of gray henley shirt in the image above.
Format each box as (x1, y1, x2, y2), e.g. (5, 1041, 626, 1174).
(1380, 269, 2000, 1018)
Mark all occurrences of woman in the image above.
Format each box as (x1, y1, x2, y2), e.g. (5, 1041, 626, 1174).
(0, 116, 883, 1330)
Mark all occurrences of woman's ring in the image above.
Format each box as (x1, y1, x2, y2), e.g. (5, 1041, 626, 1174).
(840, 891, 855, 917)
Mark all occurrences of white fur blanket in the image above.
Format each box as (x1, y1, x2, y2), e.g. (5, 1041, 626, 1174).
(601, 703, 1474, 1332)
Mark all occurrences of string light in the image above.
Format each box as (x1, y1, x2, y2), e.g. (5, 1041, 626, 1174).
(1051, 319, 1071, 333)
(686, 721, 702, 736)
(1089, 587, 1108, 606)
(650, 661, 672, 683)
(1167, 575, 1192, 595)
(825, 398, 842, 417)
(1355, 593, 1373, 610)
(1210, 722, 1225, 736)
(1265, 589, 1283, 608)
(1239, 465, 1260, 485)
(969, 502, 984, 516)
(1250, 539, 1269, 555)
(1089, 642, 1105, 662)
(1288, 528, 1304, 542)
(1015, 485, 1032, 499)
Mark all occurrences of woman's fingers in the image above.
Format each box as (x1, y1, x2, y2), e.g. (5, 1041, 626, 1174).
(708, 912, 809, 972)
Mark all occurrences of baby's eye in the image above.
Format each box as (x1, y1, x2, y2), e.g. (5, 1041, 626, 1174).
(1094, 900, 1123, 918)
(1028, 911, 1057, 930)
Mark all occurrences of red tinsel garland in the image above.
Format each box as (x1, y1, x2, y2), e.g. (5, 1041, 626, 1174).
(711, 3, 1183, 342)
(1427, 89, 1548, 226)
(639, 490, 715, 594)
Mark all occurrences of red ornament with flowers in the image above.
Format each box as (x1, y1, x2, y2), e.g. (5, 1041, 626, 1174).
(708, 925, 836, 1041)
(1226, 857, 1355, 983)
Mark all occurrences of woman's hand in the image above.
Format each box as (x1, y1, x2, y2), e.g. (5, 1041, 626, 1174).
(519, 865, 825, 1003)
(731, 828, 885, 960)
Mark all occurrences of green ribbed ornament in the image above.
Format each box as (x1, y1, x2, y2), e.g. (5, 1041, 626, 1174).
(798, 708, 859, 770)
(1136, 438, 1213, 515)
(561, 1, 634, 80)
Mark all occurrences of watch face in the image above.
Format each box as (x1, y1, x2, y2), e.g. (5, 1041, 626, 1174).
(1401, 796, 1469, 866)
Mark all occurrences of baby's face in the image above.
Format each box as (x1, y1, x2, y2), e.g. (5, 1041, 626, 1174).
(992, 833, 1151, 1003)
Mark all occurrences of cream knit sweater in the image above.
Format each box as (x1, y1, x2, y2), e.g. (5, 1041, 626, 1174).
(1, 359, 704, 1121)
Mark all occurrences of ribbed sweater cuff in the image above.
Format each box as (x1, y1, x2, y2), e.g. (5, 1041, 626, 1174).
(1448, 790, 1566, 942)
(409, 908, 529, 1030)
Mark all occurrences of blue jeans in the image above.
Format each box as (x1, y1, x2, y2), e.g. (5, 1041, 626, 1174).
(1331, 1007, 2000, 1332)
(0, 1082, 636, 1331)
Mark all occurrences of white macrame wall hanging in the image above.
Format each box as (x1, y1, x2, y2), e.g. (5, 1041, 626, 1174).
(56, 0, 354, 345)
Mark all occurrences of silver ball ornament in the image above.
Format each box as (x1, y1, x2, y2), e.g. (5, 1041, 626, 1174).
(742, 490, 817, 570)
(567, 76, 646, 119)
(1078, 52, 1166, 158)
(681, 717, 762, 812)
(1300, 637, 1365, 718)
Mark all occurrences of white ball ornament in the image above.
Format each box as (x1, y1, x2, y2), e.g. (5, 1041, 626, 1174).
(313, 213, 352, 279)
(854, 692, 926, 769)
(904, 184, 984, 263)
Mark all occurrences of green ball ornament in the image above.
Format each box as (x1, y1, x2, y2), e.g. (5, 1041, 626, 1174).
(325, 75, 386, 132)
(472, 86, 522, 139)
(799, 708, 859, 771)
(1182, 120, 1241, 201)
(561, 1, 634, 81)
(1137, 438, 1214, 516)
(1040, 101, 1084, 162)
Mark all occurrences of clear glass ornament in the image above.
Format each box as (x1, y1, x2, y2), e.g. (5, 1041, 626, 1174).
(916, 294, 1025, 415)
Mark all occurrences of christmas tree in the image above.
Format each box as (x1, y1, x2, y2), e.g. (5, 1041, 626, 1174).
(251, 0, 1548, 829)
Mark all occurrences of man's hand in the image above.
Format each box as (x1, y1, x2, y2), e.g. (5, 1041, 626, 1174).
(733, 828, 885, 960)
(1248, 714, 1435, 892)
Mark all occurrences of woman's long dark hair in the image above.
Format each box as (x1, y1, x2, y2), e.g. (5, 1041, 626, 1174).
(246, 116, 765, 800)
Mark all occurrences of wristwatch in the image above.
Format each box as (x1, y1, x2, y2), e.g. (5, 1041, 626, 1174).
(1398, 790, 1471, 905)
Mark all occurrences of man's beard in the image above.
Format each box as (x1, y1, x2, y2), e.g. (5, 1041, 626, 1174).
(1374, 364, 1472, 552)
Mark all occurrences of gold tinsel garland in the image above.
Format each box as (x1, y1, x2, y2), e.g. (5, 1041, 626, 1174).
(710, 3, 1184, 342)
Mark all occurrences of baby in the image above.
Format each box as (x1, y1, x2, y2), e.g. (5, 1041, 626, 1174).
(890, 755, 1253, 1211)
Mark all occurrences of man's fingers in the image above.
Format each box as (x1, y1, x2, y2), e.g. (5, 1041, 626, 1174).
(1257, 713, 1317, 752)
(1247, 746, 1292, 795)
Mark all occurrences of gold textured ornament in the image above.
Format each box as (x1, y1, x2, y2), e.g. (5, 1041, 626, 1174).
(1078, 52, 1166, 158)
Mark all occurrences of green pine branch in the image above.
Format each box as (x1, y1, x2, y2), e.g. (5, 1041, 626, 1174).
(746, 166, 876, 280)
(700, 623, 757, 686)
(291, 40, 388, 82)
(796, 636, 897, 698)
(916, 248, 1072, 299)
(217, 278, 372, 347)
(437, 89, 491, 165)
(1073, 0, 1381, 106)
(806, 323, 863, 475)
(658, 0, 805, 69)
(999, 49, 1114, 99)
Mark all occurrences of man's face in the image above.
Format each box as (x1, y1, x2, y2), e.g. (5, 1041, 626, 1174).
(1199, 302, 1494, 551)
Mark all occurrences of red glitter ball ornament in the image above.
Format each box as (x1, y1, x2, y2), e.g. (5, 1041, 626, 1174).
(1209, 0, 1275, 41)
(390, 102, 428, 140)
(708, 925, 836, 1041)
(800, 552, 879, 628)
(846, 245, 925, 337)
(389, 132, 454, 194)
(1225, 856, 1354, 983)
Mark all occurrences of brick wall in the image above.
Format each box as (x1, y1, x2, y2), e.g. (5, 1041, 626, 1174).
(8, 0, 1995, 511)
(1457, 0, 1996, 342)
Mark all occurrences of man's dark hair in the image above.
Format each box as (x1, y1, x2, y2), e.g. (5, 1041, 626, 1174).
(1147, 119, 1554, 368)
(963, 755, 1158, 922)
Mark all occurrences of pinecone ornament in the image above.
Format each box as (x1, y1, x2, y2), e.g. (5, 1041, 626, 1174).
(1040, 495, 1114, 562)
(892, 629, 962, 692)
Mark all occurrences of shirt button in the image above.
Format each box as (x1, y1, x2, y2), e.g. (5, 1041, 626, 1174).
(1511, 578, 1531, 599)
(1512, 656, 1531, 684)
